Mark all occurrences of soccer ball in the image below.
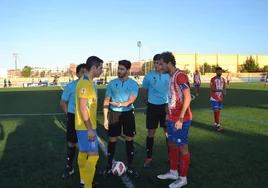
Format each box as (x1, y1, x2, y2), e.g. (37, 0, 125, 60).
(111, 161, 127, 176)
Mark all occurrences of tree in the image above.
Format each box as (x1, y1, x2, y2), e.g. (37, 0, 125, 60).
(199, 62, 213, 74)
(240, 56, 261, 72)
(40, 71, 46, 77)
(199, 62, 228, 74)
(261, 65, 268, 72)
(21, 66, 32, 78)
(142, 61, 154, 74)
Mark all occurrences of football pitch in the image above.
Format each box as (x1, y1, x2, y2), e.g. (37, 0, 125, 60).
(0, 83, 267, 188)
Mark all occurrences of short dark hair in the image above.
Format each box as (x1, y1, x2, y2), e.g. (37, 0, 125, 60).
(215, 67, 223, 71)
(85, 56, 103, 71)
(76, 63, 86, 74)
(153, 54, 161, 61)
(160, 52, 176, 66)
(118, 60, 131, 70)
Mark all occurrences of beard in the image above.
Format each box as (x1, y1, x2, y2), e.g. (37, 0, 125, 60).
(217, 73, 222, 77)
(118, 71, 127, 78)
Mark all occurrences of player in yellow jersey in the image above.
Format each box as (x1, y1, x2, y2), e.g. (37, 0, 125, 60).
(75, 56, 103, 188)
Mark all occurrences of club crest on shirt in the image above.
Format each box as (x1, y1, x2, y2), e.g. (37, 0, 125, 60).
(165, 79, 169, 85)
(125, 88, 131, 94)
(81, 88, 86, 94)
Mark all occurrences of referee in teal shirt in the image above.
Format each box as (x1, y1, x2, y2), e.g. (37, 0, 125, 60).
(142, 54, 169, 168)
(60, 63, 85, 179)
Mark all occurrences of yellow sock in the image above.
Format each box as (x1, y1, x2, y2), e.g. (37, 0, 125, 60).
(77, 152, 87, 184)
(84, 155, 99, 188)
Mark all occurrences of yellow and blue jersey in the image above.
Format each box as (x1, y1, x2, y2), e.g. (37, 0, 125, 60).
(105, 78, 139, 112)
(61, 79, 78, 114)
(75, 75, 98, 130)
(142, 70, 169, 105)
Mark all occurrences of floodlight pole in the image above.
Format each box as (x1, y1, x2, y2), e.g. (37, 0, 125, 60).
(13, 53, 18, 76)
(137, 41, 142, 74)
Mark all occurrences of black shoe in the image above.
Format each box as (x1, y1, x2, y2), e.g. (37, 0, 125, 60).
(61, 166, 74, 180)
(126, 168, 139, 178)
(102, 167, 112, 178)
(80, 183, 84, 188)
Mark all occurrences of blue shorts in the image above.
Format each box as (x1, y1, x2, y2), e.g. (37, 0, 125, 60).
(266, 79, 268, 83)
(211, 100, 223, 110)
(76, 130, 99, 152)
(166, 120, 191, 146)
(194, 84, 200, 89)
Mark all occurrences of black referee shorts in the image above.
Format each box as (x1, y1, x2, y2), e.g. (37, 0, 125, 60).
(66, 112, 78, 143)
(146, 102, 167, 129)
(108, 110, 136, 137)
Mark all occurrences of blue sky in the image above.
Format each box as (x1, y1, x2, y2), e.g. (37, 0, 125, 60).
(0, 0, 267, 69)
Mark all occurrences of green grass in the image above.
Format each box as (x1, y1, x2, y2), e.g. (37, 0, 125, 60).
(0, 83, 268, 188)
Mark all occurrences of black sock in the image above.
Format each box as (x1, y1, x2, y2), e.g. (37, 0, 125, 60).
(67, 146, 76, 168)
(146, 136, 154, 158)
(107, 141, 116, 169)
(125, 140, 134, 168)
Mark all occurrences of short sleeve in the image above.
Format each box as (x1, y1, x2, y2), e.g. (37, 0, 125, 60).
(176, 73, 190, 90)
(210, 78, 215, 87)
(61, 84, 71, 101)
(105, 82, 112, 97)
(77, 80, 93, 99)
(142, 75, 149, 89)
(130, 82, 139, 97)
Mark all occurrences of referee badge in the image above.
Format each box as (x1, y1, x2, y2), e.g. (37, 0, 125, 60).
(125, 88, 131, 94)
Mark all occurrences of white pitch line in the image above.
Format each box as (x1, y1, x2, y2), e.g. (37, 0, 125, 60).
(191, 94, 196, 101)
(0, 108, 146, 117)
(97, 138, 135, 188)
(59, 85, 64, 90)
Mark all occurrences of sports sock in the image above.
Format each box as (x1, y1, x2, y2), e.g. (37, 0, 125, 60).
(180, 153, 190, 177)
(215, 110, 220, 124)
(214, 110, 220, 124)
(125, 140, 134, 168)
(78, 152, 87, 184)
(84, 155, 99, 188)
(67, 145, 76, 168)
(146, 136, 154, 158)
(169, 147, 179, 171)
(107, 141, 116, 169)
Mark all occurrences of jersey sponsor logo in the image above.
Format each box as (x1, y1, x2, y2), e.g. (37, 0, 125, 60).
(81, 88, 86, 94)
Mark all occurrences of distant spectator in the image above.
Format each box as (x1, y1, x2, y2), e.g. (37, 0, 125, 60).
(8, 79, 12, 87)
(4, 79, 7, 88)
